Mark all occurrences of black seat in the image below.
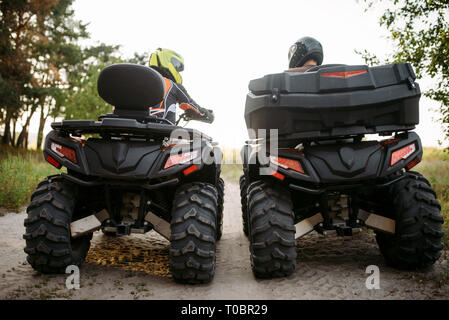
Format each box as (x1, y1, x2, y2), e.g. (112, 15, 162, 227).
(97, 63, 166, 122)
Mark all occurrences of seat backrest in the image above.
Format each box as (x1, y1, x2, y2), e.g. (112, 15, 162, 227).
(97, 63, 166, 120)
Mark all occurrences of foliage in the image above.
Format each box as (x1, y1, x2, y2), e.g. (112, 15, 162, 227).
(0, 1, 123, 148)
(357, 0, 449, 142)
(63, 60, 116, 120)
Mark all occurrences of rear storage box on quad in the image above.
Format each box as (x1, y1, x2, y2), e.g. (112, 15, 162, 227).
(245, 63, 420, 145)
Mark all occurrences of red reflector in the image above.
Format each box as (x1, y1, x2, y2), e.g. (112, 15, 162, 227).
(406, 156, 421, 170)
(270, 170, 285, 180)
(46, 156, 61, 169)
(183, 164, 198, 176)
(390, 143, 416, 166)
(270, 156, 304, 174)
(322, 70, 367, 78)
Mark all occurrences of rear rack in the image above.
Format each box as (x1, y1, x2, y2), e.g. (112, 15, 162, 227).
(51, 118, 212, 141)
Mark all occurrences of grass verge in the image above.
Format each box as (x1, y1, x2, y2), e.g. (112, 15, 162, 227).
(0, 146, 60, 213)
(416, 148, 449, 248)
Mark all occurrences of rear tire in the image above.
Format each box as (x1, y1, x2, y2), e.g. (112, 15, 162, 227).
(239, 175, 249, 237)
(376, 171, 444, 269)
(169, 182, 218, 284)
(216, 178, 225, 241)
(247, 181, 296, 278)
(23, 175, 92, 274)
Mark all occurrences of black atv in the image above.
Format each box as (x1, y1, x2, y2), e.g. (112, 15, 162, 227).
(23, 63, 224, 284)
(240, 63, 445, 278)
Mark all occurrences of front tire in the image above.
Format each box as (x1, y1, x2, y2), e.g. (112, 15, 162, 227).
(376, 171, 444, 269)
(247, 181, 296, 278)
(169, 182, 218, 284)
(23, 175, 92, 274)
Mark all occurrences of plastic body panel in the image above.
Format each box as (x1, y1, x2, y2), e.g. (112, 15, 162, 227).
(244, 132, 422, 189)
(44, 128, 219, 184)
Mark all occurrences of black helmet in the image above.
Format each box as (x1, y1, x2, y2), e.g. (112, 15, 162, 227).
(288, 36, 323, 68)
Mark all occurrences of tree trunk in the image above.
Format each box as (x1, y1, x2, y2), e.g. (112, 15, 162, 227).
(11, 118, 16, 147)
(16, 105, 37, 148)
(1, 110, 12, 146)
(16, 124, 27, 148)
(24, 127, 29, 149)
(36, 104, 47, 150)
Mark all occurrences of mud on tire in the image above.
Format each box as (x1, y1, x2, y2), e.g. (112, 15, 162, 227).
(216, 178, 225, 241)
(376, 171, 444, 269)
(23, 175, 92, 274)
(239, 175, 249, 237)
(247, 181, 296, 278)
(169, 182, 218, 284)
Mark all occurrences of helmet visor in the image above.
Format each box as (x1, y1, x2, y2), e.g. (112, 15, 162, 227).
(171, 57, 184, 72)
(288, 44, 297, 61)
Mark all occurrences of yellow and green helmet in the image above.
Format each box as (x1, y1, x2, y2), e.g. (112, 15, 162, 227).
(149, 48, 184, 84)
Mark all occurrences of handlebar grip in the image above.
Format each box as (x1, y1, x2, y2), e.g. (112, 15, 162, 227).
(183, 108, 214, 123)
(203, 109, 214, 123)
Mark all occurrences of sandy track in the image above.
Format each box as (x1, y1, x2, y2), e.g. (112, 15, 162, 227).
(0, 180, 448, 300)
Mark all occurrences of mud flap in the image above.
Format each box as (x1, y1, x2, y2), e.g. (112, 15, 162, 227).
(144, 212, 171, 240)
(357, 209, 395, 234)
(70, 209, 110, 238)
(295, 213, 324, 239)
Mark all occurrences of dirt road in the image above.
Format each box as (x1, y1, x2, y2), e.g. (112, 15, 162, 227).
(0, 180, 448, 300)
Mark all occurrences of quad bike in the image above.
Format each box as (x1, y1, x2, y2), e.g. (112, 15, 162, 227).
(240, 63, 445, 278)
(23, 63, 224, 284)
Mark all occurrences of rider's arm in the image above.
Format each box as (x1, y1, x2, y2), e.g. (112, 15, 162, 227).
(172, 82, 205, 115)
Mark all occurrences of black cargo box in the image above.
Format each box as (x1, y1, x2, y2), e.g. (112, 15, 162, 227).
(245, 63, 420, 144)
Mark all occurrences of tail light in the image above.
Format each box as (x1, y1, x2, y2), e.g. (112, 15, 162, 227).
(270, 155, 304, 174)
(50, 142, 77, 164)
(390, 143, 416, 166)
(164, 150, 199, 169)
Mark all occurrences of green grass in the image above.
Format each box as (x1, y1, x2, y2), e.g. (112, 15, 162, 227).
(416, 148, 449, 248)
(0, 146, 60, 212)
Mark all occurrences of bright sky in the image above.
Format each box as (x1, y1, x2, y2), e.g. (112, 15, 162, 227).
(35, 0, 447, 148)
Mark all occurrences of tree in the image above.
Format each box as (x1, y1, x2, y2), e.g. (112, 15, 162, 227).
(30, 0, 90, 149)
(63, 47, 120, 120)
(358, 0, 449, 143)
(0, 0, 40, 145)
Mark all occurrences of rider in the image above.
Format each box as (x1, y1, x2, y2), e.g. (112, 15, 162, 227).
(285, 36, 323, 73)
(149, 48, 213, 124)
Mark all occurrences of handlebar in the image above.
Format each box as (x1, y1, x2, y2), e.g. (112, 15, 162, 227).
(178, 108, 214, 125)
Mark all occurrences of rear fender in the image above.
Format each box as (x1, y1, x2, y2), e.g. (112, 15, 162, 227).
(43, 130, 89, 174)
(148, 140, 221, 184)
(262, 132, 422, 185)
